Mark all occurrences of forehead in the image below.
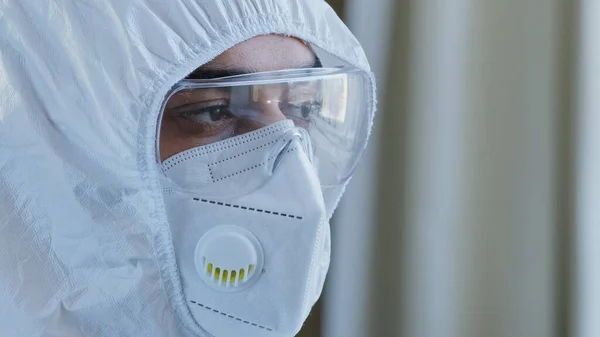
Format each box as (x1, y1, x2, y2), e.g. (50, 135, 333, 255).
(201, 34, 317, 73)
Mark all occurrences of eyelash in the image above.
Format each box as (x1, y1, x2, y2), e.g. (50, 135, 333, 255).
(180, 104, 232, 122)
(280, 101, 322, 119)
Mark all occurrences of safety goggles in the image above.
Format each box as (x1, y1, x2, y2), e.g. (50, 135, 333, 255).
(157, 66, 372, 187)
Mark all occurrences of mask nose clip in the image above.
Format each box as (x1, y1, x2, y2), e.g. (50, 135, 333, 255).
(267, 127, 313, 175)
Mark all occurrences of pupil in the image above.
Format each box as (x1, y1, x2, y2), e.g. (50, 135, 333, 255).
(301, 105, 311, 118)
(209, 108, 221, 121)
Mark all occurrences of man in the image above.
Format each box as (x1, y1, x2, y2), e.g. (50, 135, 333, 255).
(0, 1, 375, 336)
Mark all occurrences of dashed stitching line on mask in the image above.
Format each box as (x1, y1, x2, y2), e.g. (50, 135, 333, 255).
(207, 139, 277, 167)
(209, 147, 298, 182)
(192, 198, 303, 220)
(189, 301, 273, 332)
(211, 162, 266, 182)
(163, 125, 288, 171)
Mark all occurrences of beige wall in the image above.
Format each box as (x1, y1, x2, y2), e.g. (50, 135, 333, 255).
(324, 0, 581, 337)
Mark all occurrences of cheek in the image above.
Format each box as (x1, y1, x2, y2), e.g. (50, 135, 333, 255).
(159, 120, 217, 161)
(159, 120, 189, 161)
(159, 119, 239, 162)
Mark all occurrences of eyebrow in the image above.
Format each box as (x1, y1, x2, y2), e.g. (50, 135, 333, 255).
(186, 55, 323, 80)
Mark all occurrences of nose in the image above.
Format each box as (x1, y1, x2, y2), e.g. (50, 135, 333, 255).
(236, 84, 288, 133)
(235, 101, 287, 134)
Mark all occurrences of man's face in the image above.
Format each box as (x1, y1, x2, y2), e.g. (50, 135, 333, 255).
(159, 35, 319, 161)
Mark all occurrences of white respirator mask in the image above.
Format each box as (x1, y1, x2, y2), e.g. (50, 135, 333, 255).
(156, 67, 371, 337)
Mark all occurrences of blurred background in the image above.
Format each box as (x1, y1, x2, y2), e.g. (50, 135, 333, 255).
(299, 0, 600, 336)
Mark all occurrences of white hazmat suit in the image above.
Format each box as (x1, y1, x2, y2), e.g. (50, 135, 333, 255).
(0, 1, 375, 336)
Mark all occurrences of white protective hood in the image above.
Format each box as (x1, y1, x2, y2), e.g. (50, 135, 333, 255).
(0, 1, 375, 336)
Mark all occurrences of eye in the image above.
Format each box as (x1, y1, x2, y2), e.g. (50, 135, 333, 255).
(280, 101, 322, 120)
(181, 105, 233, 123)
(163, 100, 238, 140)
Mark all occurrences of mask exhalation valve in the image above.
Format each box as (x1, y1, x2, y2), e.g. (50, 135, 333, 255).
(194, 225, 264, 291)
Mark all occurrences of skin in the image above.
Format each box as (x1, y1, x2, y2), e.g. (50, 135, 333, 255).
(202, 34, 317, 73)
(160, 35, 319, 161)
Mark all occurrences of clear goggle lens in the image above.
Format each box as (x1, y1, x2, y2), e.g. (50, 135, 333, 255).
(158, 67, 372, 187)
